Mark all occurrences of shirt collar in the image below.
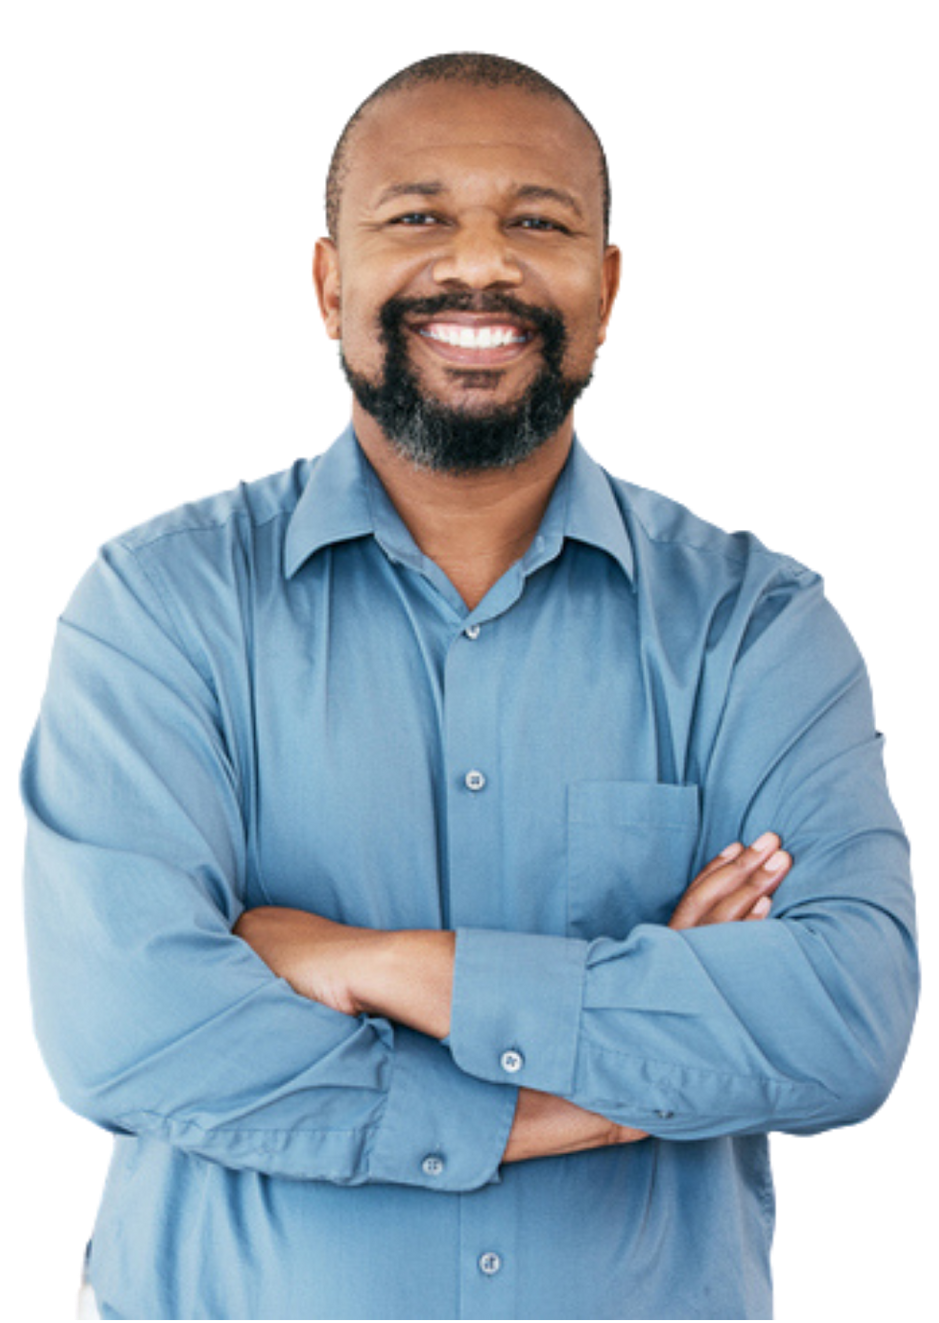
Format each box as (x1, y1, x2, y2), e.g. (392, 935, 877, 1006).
(284, 424, 635, 584)
(561, 436, 635, 583)
(284, 425, 374, 578)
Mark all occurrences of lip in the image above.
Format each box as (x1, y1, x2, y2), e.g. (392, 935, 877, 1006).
(408, 313, 536, 368)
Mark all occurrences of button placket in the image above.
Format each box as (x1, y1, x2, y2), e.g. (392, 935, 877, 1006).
(444, 607, 503, 931)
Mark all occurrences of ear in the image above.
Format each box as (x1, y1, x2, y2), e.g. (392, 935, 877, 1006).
(313, 238, 342, 340)
(596, 244, 621, 346)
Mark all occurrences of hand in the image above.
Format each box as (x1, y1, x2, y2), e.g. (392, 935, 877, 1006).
(505, 831, 793, 1163)
(668, 832, 791, 931)
(233, 907, 380, 1016)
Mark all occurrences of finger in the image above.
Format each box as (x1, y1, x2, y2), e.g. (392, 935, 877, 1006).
(686, 842, 745, 891)
(701, 849, 791, 926)
(676, 833, 780, 914)
(685, 831, 781, 898)
(669, 834, 790, 930)
(745, 895, 773, 921)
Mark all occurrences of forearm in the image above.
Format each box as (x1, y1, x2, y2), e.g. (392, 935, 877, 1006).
(356, 933, 653, 1163)
(503, 1088, 647, 1163)
(359, 936, 650, 1162)
(358, 929, 455, 1040)
(233, 911, 455, 1037)
(236, 912, 651, 1163)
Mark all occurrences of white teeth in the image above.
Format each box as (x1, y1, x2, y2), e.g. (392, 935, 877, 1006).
(421, 323, 526, 349)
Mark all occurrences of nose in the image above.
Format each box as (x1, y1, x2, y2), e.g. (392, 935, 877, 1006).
(431, 214, 523, 290)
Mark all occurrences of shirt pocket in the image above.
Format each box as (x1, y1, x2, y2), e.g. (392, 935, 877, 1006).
(567, 781, 701, 940)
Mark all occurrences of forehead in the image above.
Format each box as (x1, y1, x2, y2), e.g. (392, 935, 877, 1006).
(342, 82, 603, 221)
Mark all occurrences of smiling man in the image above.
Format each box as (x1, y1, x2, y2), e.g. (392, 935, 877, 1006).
(322, 74, 615, 487)
(23, 53, 917, 1321)
(313, 66, 621, 615)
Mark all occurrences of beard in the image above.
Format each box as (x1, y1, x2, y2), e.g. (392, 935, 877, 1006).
(339, 291, 594, 474)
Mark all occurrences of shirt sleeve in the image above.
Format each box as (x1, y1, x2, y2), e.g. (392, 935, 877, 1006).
(448, 570, 918, 1140)
(22, 541, 517, 1190)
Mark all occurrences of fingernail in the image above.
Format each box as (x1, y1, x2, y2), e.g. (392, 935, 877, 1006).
(752, 896, 772, 917)
(764, 850, 788, 874)
(751, 831, 778, 853)
(720, 842, 744, 859)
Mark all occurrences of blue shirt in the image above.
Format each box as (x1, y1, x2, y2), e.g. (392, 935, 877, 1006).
(23, 427, 917, 1320)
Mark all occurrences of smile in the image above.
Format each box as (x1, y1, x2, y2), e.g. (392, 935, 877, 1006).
(418, 322, 532, 350)
(412, 316, 536, 367)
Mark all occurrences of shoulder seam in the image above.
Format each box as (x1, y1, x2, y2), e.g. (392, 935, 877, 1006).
(611, 479, 812, 580)
(115, 504, 292, 557)
(118, 540, 216, 688)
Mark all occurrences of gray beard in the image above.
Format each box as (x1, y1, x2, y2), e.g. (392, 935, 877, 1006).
(339, 292, 593, 474)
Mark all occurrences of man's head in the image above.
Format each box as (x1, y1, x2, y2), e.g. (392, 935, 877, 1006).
(314, 53, 620, 474)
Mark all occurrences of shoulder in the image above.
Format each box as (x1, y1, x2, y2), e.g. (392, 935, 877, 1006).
(608, 471, 812, 587)
(600, 468, 846, 667)
(63, 458, 319, 673)
(113, 458, 316, 562)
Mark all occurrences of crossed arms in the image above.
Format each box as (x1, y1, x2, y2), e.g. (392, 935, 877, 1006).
(23, 539, 919, 1190)
(235, 834, 792, 1163)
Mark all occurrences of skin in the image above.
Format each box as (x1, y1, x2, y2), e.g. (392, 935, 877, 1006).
(313, 81, 620, 608)
(235, 834, 791, 1160)
(236, 82, 793, 1162)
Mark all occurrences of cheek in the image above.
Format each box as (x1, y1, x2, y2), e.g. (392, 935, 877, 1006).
(336, 293, 386, 373)
(562, 309, 606, 372)
(549, 269, 609, 356)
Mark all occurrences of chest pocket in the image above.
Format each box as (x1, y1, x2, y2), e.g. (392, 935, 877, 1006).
(567, 781, 700, 941)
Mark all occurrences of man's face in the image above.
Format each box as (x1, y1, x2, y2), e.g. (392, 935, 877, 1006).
(315, 82, 620, 472)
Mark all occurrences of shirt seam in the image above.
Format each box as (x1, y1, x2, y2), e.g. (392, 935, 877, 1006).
(121, 541, 216, 691)
(645, 530, 811, 579)
(117, 1109, 378, 1137)
(115, 504, 294, 557)
(579, 1033, 837, 1096)
(615, 484, 812, 578)
(361, 1041, 396, 1177)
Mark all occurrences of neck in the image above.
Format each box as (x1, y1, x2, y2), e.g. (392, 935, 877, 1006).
(352, 402, 574, 610)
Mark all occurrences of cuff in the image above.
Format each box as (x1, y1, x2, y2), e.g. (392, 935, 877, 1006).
(366, 1023, 518, 1191)
(449, 928, 589, 1096)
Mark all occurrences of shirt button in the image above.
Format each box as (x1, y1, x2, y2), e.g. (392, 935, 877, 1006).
(500, 1049, 524, 1074)
(656, 1109, 675, 1120)
(464, 624, 481, 640)
(478, 1251, 503, 1276)
(421, 1154, 445, 1177)
(464, 769, 487, 792)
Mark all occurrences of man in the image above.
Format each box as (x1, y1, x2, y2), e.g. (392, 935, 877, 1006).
(23, 52, 917, 1321)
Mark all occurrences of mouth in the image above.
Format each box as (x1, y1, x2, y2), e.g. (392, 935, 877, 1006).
(410, 315, 536, 368)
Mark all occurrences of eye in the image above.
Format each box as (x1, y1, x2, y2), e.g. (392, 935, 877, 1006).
(388, 212, 442, 227)
(513, 216, 570, 234)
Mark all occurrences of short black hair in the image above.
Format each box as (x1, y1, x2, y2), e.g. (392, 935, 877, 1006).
(325, 52, 611, 244)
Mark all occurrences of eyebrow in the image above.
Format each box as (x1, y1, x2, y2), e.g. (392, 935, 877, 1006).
(512, 184, 584, 217)
(372, 180, 585, 217)
(373, 181, 447, 209)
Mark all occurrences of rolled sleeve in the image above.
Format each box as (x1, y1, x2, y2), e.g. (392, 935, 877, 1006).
(449, 929, 589, 1095)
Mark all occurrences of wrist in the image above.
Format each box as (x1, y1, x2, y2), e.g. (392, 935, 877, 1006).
(356, 929, 455, 1039)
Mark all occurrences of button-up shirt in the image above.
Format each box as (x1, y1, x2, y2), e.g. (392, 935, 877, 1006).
(23, 427, 918, 1320)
